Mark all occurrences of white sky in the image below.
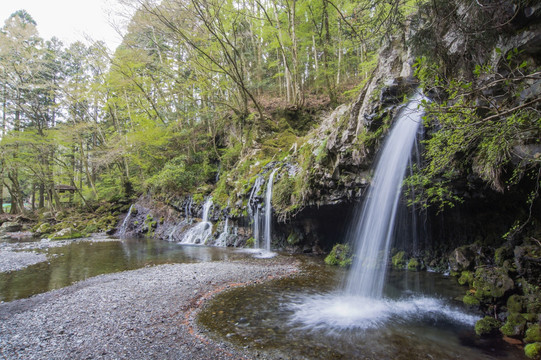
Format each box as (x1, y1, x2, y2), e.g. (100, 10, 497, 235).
(0, 0, 130, 51)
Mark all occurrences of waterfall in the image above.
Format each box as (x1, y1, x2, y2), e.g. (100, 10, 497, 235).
(180, 198, 213, 245)
(263, 169, 278, 252)
(118, 204, 134, 239)
(215, 217, 229, 247)
(344, 92, 426, 298)
(248, 176, 264, 247)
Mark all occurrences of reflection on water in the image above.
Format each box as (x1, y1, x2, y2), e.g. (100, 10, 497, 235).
(0, 238, 237, 302)
(199, 260, 526, 360)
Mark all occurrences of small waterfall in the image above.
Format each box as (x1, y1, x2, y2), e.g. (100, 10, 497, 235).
(118, 204, 134, 239)
(263, 169, 278, 252)
(248, 176, 264, 247)
(168, 198, 194, 242)
(344, 92, 426, 298)
(215, 217, 229, 247)
(180, 198, 213, 245)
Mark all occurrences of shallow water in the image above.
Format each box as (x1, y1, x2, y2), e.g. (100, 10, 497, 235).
(0, 238, 240, 302)
(198, 259, 526, 360)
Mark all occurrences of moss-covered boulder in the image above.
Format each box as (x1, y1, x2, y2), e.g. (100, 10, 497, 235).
(472, 267, 514, 301)
(449, 245, 478, 272)
(525, 342, 541, 359)
(392, 251, 406, 269)
(474, 316, 501, 336)
(500, 313, 527, 337)
(458, 271, 474, 286)
(50, 227, 83, 240)
(0, 222, 22, 233)
(407, 258, 421, 271)
(463, 293, 480, 307)
(494, 246, 513, 267)
(507, 294, 525, 313)
(515, 245, 541, 284)
(325, 244, 352, 267)
(525, 324, 541, 344)
(34, 222, 52, 235)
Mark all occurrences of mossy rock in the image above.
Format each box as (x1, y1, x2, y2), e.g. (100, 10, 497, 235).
(525, 324, 541, 344)
(463, 294, 480, 307)
(392, 251, 406, 269)
(525, 342, 541, 359)
(325, 244, 352, 267)
(472, 267, 514, 301)
(407, 258, 421, 271)
(507, 295, 525, 313)
(475, 316, 501, 336)
(449, 245, 478, 272)
(494, 246, 513, 267)
(500, 313, 527, 337)
(50, 228, 84, 240)
(245, 237, 255, 247)
(34, 222, 52, 235)
(286, 231, 302, 246)
(458, 271, 474, 286)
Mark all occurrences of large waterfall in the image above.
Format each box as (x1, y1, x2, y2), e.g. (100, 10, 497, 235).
(344, 91, 425, 298)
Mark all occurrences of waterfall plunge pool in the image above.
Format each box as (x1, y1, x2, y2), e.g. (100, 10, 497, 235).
(198, 258, 526, 360)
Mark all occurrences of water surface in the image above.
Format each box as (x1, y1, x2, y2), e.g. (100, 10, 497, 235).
(0, 238, 239, 302)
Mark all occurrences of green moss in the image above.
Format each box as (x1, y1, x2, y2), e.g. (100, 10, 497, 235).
(507, 295, 525, 313)
(472, 267, 514, 301)
(525, 343, 541, 359)
(463, 294, 480, 306)
(245, 237, 255, 247)
(525, 324, 541, 344)
(392, 251, 406, 269)
(287, 232, 301, 246)
(51, 232, 84, 241)
(494, 246, 512, 267)
(458, 271, 474, 286)
(325, 244, 352, 267)
(407, 258, 421, 271)
(475, 316, 501, 336)
(500, 313, 527, 337)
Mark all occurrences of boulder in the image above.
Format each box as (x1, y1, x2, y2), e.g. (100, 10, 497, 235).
(472, 267, 514, 301)
(50, 227, 82, 240)
(449, 245, 478, 272)
(1, 222, 22, 232)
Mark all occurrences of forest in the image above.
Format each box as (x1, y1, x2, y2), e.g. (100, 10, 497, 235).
(0, 0, 540, 358)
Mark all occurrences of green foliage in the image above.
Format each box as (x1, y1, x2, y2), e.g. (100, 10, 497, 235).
(463, 294, 480, 307)
(325, 244, 353, 267)
(407, 258, 421, 271)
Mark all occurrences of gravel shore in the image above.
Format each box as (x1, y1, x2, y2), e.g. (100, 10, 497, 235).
(0, 259, 298, 359)
(0, 250, 47, 273)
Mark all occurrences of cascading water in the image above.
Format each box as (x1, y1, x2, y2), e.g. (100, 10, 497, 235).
(263, 169, 278, 252)
(248, 176, 264, 248)
(344, 91, 426, 298)
(118, 204, 134, 239)
(215, 217, 229, 247)
(180, 198, 213, 245)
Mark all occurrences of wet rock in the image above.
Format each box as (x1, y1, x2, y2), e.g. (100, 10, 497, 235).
(407, 258, 421, 271)
(50, 228, 82, 240)
(507, 295, 525, 313)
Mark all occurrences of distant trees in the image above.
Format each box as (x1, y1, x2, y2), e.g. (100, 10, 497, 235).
(0, 1, 416, 213)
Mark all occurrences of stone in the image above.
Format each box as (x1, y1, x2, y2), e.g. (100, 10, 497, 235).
(392, 251, 406, 269)
(500, 313, 527, 337)
(524, 342, 541, 359)
(449, 245, 478, 272)
(474, 316, 501, 336)
(472, 267, 514, 301)
(50, 227, 82, 240)
(525, 324, 541, 344)
(1, 222, 22, 232)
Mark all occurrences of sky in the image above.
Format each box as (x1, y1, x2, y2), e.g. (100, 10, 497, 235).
(0, 0, 130, 51)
